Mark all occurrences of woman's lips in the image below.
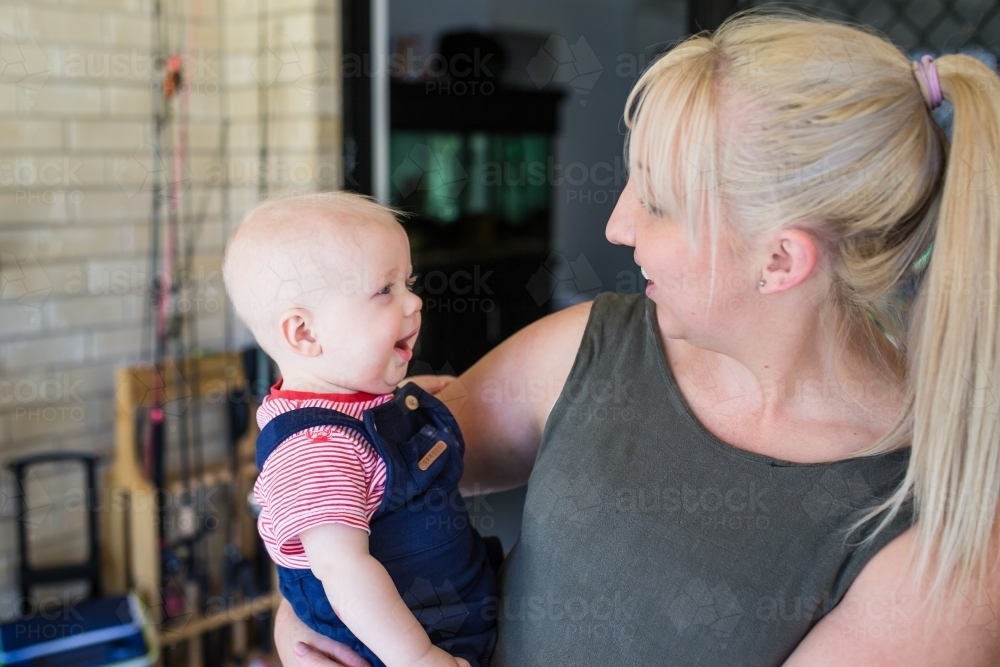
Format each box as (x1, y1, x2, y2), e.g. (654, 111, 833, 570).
(641, 266, 655, 294)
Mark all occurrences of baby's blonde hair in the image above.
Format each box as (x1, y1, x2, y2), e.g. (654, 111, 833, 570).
(627, 7, 1000, 603)
(222, 191, 401, 349)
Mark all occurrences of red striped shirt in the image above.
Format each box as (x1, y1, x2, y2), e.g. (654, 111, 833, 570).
(253, 382, 391, 569)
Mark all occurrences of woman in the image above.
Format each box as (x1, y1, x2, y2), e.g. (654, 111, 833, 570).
(275, 8, 1000, 665)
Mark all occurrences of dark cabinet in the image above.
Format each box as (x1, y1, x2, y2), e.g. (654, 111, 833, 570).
(390, 81, 565, 374)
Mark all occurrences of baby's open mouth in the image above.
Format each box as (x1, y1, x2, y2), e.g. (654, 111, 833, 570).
(394, 331, 416, 361)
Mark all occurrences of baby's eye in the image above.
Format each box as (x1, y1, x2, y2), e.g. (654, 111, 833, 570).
(377, 283, 392, 295)
(405, 275, 418, 291)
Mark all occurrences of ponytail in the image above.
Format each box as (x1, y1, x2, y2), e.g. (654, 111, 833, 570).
(871, 52, 1000, 599)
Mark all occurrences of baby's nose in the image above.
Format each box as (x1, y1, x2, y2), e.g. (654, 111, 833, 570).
(406, 290, 422, 314)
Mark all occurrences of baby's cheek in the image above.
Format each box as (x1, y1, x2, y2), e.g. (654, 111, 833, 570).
(357, 335, 395, 370)
(330, 334, 370, 367)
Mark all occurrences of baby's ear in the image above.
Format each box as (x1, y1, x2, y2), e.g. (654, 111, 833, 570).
(279, 307, 322, 357)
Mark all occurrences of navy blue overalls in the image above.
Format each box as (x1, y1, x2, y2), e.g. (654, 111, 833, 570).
(256, 382, 499, 667)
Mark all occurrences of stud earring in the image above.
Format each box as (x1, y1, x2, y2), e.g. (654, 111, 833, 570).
(759, 280, 766, 287)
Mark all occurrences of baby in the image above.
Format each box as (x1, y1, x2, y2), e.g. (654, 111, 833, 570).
(223, 192, 498, 667)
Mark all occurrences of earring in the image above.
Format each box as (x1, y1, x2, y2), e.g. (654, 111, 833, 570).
(759, 280, 766, 287)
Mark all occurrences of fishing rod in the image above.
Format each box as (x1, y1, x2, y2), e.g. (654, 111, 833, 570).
(144, 0, 168, 560)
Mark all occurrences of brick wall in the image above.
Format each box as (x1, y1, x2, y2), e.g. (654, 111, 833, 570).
(0, 0, 340, 617)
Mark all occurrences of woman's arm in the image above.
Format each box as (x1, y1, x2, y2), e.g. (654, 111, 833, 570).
(783, 526, 1000, 666)
(435, 300, 592, 495)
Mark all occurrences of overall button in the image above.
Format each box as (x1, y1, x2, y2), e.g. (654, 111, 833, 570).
(405, 395, 419, 410)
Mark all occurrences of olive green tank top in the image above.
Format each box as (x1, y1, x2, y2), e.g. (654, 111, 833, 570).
(492, 293, 913, 666)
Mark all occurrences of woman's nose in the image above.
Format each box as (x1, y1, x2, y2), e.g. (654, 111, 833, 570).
(606, 195, 637, 247)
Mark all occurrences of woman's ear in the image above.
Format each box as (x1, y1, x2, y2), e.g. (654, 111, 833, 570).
(759, 228, 820, 294)
(279, 307, 322, 357)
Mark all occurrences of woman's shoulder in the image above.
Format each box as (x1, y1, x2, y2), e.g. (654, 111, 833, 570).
(462, 299, 595, 441)
(535, 293, 650, 363)
(472, 298, 594, 400)
(518, 298, 594, 349)
(570, 291, 649, 343)
(527, 292, 644, 338)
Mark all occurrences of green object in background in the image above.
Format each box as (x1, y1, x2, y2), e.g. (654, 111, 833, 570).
(389, 132, 464, 224)
(496, 135, 525, 225)
(389, 132, 421, 203)
(491, 134, 550, 226)
(522, 135, 551, 220)
(465, 133, 491, 216)
(389, 131, 552, 226)
(422, 134, 465, 223)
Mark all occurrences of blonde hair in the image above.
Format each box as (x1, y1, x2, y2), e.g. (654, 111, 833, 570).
(222, 191, 401, 348)
(626, 7, 1000, 602)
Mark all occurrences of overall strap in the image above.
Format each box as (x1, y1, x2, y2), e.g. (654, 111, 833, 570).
(256, 407, 368, 472)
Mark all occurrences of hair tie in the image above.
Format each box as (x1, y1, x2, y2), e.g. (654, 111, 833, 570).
(913, 55, 943, 110)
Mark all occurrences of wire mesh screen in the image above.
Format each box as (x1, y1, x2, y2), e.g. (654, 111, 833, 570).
(750, 0, 1000, 55)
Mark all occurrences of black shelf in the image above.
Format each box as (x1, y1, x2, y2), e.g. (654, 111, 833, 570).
(413, 236, 548, 268)
(391, 81, 564, 133)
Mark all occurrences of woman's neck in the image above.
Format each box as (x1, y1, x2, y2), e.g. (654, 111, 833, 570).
(663, 318, 907, 462)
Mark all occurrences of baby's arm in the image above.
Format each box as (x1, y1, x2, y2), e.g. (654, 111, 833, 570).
(299, 523, 468, 667)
